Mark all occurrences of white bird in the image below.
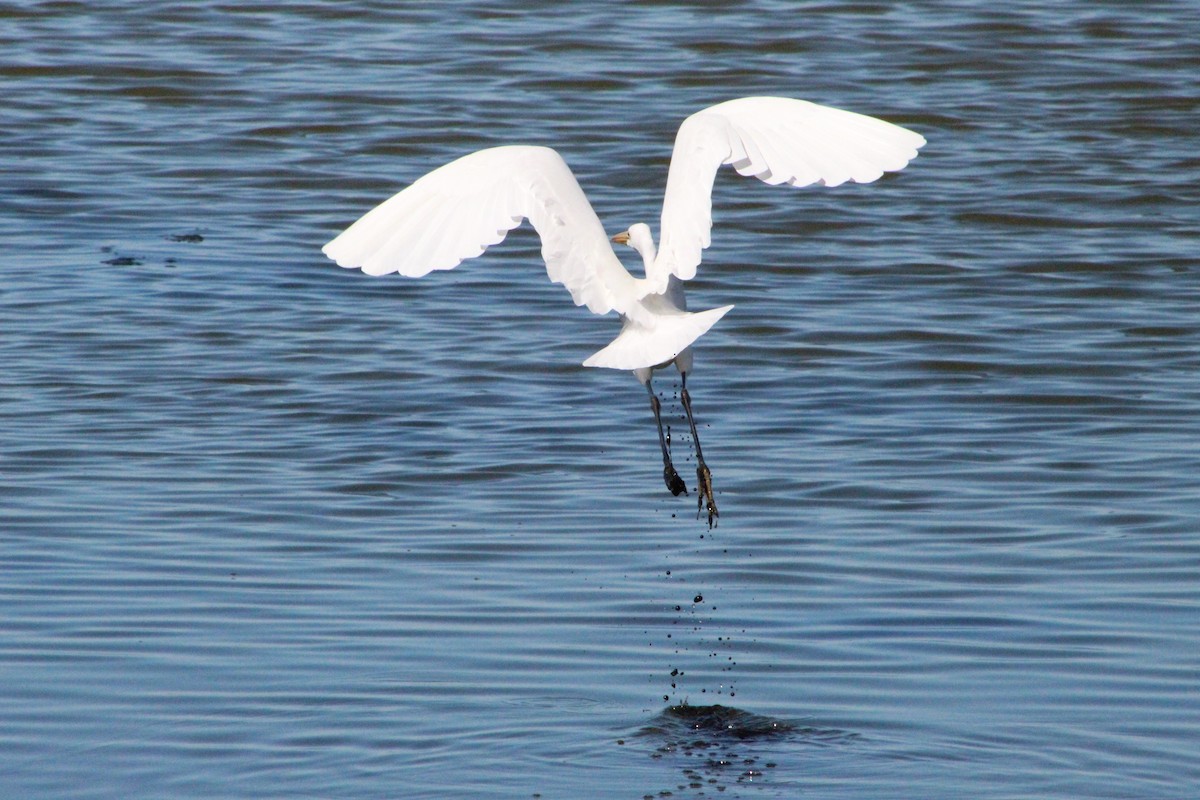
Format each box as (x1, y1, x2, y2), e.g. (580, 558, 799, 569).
(323, 96, 925, 526)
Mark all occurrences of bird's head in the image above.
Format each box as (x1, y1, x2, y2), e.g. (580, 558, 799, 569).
(611, 223, 656, 263)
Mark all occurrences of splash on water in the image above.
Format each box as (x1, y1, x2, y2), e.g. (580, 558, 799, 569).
(628, 703, 857, 796)
(644, 703, 795, 740)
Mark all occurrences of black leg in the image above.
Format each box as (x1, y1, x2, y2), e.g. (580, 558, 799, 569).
(680, 373, 718, 528)
(648, 381, 688, 497)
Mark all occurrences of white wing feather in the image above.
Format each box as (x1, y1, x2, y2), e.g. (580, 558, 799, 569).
(652, 97, 926, 291)
(323, 145, 643, 318)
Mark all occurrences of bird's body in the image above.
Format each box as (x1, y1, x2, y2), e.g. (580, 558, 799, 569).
(323, 96, 925, 525)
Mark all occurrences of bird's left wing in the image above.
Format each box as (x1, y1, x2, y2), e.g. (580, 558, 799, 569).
(650, 96, 926, 293)
(324, 145, 642, 318)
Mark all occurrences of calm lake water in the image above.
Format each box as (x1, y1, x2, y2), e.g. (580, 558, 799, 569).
(3, 1, 1199, 798)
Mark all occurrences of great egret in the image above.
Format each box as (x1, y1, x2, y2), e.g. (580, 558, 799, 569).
(323, 96, 925, 527)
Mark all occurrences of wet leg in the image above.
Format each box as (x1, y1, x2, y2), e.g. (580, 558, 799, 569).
(648, 381, 688, 496)
(680, 373, 718, 527)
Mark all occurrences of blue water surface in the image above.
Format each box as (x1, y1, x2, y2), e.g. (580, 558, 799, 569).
(2, 2, 1198, 798)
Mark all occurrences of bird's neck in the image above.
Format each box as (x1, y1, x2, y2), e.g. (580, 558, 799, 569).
(635, 235, 657, 275)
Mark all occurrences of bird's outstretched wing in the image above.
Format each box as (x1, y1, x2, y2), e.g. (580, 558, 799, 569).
(650, 97, 927, 292)
(324, 145, 642, 318)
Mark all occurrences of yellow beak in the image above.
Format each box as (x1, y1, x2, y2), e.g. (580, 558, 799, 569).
(610, 231, 630, 245)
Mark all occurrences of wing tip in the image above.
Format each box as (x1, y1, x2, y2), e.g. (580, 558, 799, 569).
(321, 239, 361, 271)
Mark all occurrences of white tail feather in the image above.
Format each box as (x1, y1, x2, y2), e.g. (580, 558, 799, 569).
(583, 305, 734, 371)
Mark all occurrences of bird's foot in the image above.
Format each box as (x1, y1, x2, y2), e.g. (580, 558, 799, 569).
(696, 463, 718, 528)
(664, 465, 689, 496)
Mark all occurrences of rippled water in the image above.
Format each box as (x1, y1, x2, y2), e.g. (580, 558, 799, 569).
(3, 1, 1199, 798)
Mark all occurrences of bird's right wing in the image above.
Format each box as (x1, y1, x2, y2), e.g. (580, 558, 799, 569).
(323, 145, 643, 318)
(651, 97, 926, 293)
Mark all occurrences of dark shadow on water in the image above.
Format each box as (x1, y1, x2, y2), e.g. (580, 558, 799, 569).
(629, 704, 857, 797)
(639, 703, 797, 741)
